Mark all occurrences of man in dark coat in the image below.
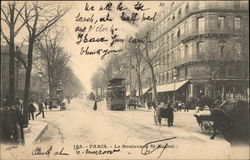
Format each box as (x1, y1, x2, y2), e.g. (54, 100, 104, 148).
(28, 101, 36, 120)
(93, 100, 97, 110)
(0, 105, 13, 143)
(36, 101, 45, 118)
(166, 103, 174, 127)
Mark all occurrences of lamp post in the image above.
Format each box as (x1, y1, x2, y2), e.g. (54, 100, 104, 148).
(173, 76, 176, 102)
(173, 68, 177, 102)
(38, 72, 43, 101)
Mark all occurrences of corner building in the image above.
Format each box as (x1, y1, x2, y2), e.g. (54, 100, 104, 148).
(141, 1, 249, 103)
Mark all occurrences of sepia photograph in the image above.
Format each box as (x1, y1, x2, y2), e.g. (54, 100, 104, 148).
(0, 1, 249, 159)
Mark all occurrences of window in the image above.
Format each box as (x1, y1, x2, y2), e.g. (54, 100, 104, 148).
(234, 17, 241, 31)
(181, 47, 185, 58)
(185, 21, 189, 34)
(218, 16, 225, 32)
(166, 72, 169, 83)
(185, 45, 189, 56)
(166, 36, 169, 48)
(172, 14, 175, 23)
(197, 41, 205, 54)
(166, 53, 170, 65)
(226, 67, 234, 77)
(234, 42, 241, 60)
(178, 9, 182, 18)
(219, 41, 225, 58)
(171, 33, 174, 46)
(197, 17, 205, 33)
(188, 43, 192, 55)
(177, 29, 180, 38)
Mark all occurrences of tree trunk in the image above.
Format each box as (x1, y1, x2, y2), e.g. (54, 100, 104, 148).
(9, 25, 15, 105)
(22, 38, 34, 124)
(148, 63, 158, 105)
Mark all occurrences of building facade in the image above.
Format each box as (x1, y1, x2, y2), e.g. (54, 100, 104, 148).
(141, 1, 249, 103)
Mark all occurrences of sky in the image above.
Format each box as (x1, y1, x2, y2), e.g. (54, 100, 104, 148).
(1, 1, 167, 93)
(59, 1, 165, 93)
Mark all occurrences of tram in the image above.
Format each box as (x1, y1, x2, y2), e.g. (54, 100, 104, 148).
(106, 78, 126, 110)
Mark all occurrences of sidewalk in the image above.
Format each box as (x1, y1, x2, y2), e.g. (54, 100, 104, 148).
(24, 120, 48, 144)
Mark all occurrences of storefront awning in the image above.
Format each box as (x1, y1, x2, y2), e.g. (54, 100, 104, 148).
(157, 80, 189, 93)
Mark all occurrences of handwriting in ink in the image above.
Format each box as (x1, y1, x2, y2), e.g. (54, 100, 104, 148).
(85, 3, 95, 11)
(75, 13, 94, 23)
(120, 12, 139, 24)
(134, 2, 149, 11)
(76, 33, 108, 45)
(117, 2, 127, 11)
(99, 2, 113, 11)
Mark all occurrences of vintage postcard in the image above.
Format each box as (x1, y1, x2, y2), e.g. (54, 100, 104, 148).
(0, 1, 249, 159)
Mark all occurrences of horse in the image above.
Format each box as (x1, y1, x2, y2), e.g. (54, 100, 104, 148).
(198, 97, 249, 141)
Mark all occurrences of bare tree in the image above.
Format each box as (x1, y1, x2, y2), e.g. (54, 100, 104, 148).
(1, 1, 27, 104)
(124, 40, 145, 103)
(35, 26, 71, 102)
(136, 30, 164, 105)
(16, 1, 69, 123)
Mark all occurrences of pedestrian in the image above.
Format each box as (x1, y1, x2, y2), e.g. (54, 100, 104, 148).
(177, 101, 182, 111)
(28, 101, 36, 120)
(183, 102, 189, 112)
(49, 99, 52, 110)
(36, 101, 45, 118)
(166, 102, 174, 127)
(44, 99, 48, 110)
(93, 100, 97, 110)
(10, 102, 26, 144)
(0, 105, 13, 143)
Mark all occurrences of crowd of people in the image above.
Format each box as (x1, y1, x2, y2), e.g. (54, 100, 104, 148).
(0, 97, 48, 144)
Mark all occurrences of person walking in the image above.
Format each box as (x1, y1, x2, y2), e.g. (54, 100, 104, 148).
(166, 102, 174, 127)
(44, 99, 48, 110)
(28, 101, 36, 120)
(93, 100, 97, 110)
(183, 102, 189, 112)
(36, 101, 45, 118)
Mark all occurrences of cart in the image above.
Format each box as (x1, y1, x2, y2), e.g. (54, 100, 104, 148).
(154, 107, 168, 125)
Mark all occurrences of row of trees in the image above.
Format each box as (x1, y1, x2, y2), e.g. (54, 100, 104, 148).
(1, 1, 83, 124)
(91, 24, 166, 105)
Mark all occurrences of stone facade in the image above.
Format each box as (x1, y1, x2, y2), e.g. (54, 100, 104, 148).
(141, 1, 249, 103)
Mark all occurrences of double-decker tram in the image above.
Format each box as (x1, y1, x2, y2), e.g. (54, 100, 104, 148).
(106, 78, 126, 110)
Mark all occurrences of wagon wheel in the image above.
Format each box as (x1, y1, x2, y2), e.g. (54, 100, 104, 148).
(154, 110, 159, 125)
(201, 121, 213, 134)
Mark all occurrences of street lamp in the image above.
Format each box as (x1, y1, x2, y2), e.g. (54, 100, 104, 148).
(173, 76, 176, 102)
(38, 72, 43, 100)
(172, 68, 177, 102)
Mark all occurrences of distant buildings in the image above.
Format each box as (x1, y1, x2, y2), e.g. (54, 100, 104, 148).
(1, 45, 46, 100)
(141, 1, 249, 103)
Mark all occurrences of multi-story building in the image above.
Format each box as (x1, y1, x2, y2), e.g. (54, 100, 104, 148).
(141, 1, 249, 103)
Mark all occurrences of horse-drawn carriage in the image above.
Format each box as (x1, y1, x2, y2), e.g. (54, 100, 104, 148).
(153, 103, 174, 126)
(193, 97, 249, 141)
